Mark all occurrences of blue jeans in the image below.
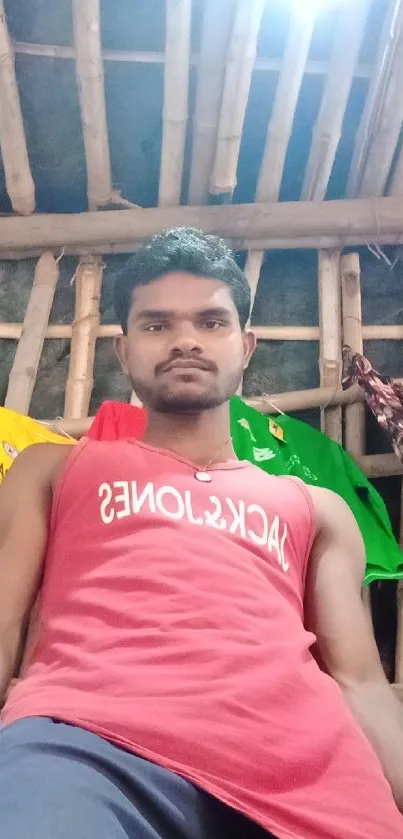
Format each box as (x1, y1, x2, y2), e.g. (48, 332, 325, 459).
(0, 717, 276, 839)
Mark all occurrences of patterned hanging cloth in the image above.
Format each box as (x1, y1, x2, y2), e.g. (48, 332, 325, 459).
(342, 345, 403, 463)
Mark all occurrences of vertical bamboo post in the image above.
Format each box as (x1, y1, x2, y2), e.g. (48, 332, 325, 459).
(64, 257, 103, 419)
(5, 251, 59, 414)
(341, 253, 365, 457)
(318, 250, 342, 442)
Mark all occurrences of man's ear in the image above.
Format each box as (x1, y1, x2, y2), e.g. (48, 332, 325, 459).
(243, 329, 257, 371)
(114, 334, 129, 375)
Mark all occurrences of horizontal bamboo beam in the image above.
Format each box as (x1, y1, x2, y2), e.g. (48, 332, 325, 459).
(12, 41, 373, 78)
(0, 197, 402, 253)
(2, 323, 403, 342)
(4, 231, 403, 260)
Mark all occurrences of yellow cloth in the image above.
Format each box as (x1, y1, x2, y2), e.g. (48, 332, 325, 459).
(0, 406, 73, 486)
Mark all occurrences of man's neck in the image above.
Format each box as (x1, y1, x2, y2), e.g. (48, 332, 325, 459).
(143, 403, 235, 467)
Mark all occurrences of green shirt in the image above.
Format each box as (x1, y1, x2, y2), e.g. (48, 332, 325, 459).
(230, 396, 403, 585)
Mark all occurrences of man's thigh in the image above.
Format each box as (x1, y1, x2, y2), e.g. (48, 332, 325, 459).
(0, 717, 219, 839)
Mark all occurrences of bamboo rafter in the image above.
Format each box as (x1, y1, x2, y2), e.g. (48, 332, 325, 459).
(349, 0, 403, 197)
(188, 0, 234, 205)
(210, 0, 265, 198)
(301, 0, 371, 201)
(159, 0, 192, 207)
(72, 0, 113, 210)
(247, 6, 315, 314)
(0, 2, 35, 215)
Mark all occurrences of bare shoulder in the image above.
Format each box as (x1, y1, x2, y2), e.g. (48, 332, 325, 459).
(305, 484, 362, 538)
(2, 442, 74, 495)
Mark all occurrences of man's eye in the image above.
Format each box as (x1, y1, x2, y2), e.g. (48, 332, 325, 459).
(145, 323, 166, 332)
(202, 320, 224, 330)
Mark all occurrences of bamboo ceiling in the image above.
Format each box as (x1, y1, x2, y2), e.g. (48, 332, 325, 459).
(1, 0, 403, 241)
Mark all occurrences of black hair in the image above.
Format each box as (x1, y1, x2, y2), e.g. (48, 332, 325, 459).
(114, 227, 251, 333)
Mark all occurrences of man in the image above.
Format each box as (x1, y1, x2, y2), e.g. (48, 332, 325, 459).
(0, 228, 402, 839)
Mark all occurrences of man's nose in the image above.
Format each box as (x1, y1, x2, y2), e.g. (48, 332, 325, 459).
(170, 324, 204, 355)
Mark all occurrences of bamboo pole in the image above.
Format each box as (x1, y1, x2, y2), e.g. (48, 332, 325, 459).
(188, 0, 234, 205)
(1, 197, 403, 252)
(349, 0, 403, 196)
(247, 7, 315, 320)
(5, 252, 59, 414)
(158, 0, 192, 207)
(210, 0, 265, 198)
(341, 253, 365, 457)
(11, 41, 374, 79)
(244, 250, 264, 316)
(302, 0, 370, 201)
(4, 233, 403, 261)
(256, 9, 315, 204)
(64, 258, 103, 419)
(2, 322, 403, 342)
(318, 250, 342, 442)
(72, 0, 113, 210)
(0, 2, 35, 215)
(358, 3, 403, 197)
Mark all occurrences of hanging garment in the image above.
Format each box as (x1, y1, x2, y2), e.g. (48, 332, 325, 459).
(342, 345, 403, 461)
(87, 398, 403, 584)
(0, 406, 72, 488)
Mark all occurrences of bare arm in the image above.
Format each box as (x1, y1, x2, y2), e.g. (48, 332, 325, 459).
(305, 486, 403, 811)
(0, 443, 68, 704)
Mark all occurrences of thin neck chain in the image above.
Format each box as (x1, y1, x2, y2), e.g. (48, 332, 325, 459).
(196, 437, 233, 473)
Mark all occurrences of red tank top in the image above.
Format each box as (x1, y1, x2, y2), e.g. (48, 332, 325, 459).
(2, 439, 402, 839)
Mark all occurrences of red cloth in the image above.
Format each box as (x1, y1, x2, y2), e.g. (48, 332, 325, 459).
(3, 437, 402, 839)
(88, 401, 147, 441)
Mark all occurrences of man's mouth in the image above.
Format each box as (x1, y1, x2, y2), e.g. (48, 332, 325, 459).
(162, 359, 212, 374)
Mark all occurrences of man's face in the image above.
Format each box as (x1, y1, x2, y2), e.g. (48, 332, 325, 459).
(115, 272, 256, 414)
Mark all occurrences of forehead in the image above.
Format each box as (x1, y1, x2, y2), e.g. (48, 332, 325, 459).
(130, 272, 237, 318)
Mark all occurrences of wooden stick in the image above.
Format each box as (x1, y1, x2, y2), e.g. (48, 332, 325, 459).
(348, 0, 403, 195)
(72, 0, 113, 210)
(159, 0, 191, 207)
(318, 250, 342, 443)
(12, 41, 374, 79)
(5, 253, 59, 414)
(210, 0, 265, 197)
(302, 0, 371, 201)
(1, 197, 403, 252)
(244, 250, 264, 316)
(341, 253, 366, 457)
(0, 2, 35, 215)
(256, 9, 314, 204)
(246, 8, 315, 327)
(64, 258, 103, 419)
(188, 0, 234, 205)
(3, 322, 403, 342)
(350, 1, 403, 197)
(3, 232, 403, 261)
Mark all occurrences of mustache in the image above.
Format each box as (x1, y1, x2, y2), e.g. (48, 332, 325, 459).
(156, 355, 217, 376)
